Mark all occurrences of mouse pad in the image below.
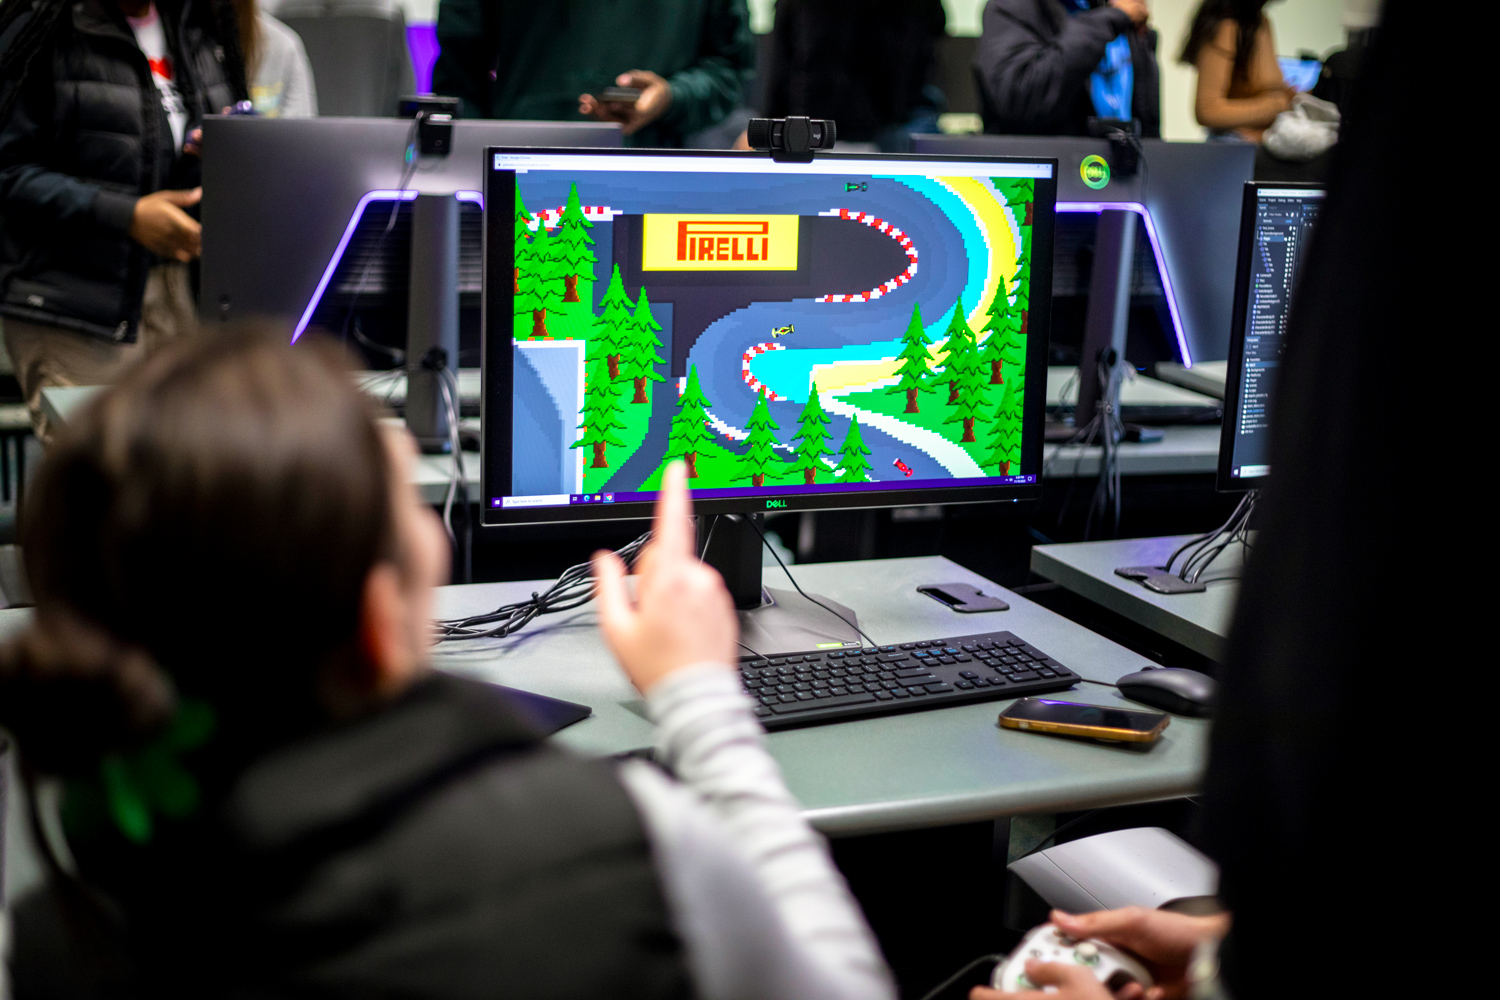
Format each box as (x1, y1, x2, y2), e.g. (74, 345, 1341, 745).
(497, 686, 593, 736)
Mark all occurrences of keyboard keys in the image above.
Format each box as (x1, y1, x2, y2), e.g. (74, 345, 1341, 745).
(741, 630, 1074, 729)
(772, 692, 876, 714)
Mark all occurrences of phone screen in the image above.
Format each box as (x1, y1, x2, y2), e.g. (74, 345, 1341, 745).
(1003, 698, 1163, 732)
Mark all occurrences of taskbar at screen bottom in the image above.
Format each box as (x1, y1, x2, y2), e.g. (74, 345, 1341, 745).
(495, 473, 1038, 511)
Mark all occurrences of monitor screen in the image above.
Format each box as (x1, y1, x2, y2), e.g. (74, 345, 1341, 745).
(480, 148, 1056, 525)
(1218, 183, 1324, 490)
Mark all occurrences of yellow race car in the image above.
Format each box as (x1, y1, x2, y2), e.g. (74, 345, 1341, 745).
(770, 324, 795, 339)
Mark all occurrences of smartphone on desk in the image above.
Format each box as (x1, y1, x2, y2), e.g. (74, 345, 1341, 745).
(1000, 698, 1168, 744)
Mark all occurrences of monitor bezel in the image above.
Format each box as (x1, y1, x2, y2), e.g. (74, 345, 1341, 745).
(481, 146, 1057, 527)
(1216, 181, 1324, 494)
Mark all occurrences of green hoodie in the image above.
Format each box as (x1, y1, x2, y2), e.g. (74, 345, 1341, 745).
(433, 0, 754, 147)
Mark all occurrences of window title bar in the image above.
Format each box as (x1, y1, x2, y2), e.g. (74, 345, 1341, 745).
(491, 151, 1054, 179)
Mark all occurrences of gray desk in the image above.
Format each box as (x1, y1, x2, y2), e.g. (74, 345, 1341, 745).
(432, 555, 1207, 835)
(1040, 367, 1220, 478)
(0, 555, 1207, 871)
(1030, 536, 1243, 662)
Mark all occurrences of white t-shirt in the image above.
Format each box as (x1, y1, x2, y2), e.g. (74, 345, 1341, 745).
(126, 4, 189, 152)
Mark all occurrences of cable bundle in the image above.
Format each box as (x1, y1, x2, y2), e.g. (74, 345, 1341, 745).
(435, 531, 651, 641)
(1157, 490, 1257, 584)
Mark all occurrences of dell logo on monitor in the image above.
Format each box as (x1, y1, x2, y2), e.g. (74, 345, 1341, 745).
(766, 499, 787, 509)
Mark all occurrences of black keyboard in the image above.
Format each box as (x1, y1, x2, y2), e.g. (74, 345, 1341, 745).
(740, 630, 1079, 731)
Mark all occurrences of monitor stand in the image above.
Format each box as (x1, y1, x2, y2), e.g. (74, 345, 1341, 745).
(698, 513, 863, 655)
(406, 192, 460, 454)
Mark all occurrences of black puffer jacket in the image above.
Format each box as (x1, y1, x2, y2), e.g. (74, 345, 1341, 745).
(0, 0, 239, 343)
(973, 0, 1160, 138)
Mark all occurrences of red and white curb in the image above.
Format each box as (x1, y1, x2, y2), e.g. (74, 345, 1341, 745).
(528, 205, 621, 230)
(741, 341, 786, 400)
(814, 209, 919, 302)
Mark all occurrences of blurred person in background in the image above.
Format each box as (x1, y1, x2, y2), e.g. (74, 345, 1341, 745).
(432, 0, 754, 148)
(0, 0, 246, 441)
(234, 0, 316, 117)
(1180, 0, 1293, 142)
(763, 0, 947, 153)
(974, 0, 1160, 137)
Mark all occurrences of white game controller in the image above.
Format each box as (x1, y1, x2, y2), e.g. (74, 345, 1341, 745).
(992, 924, 1153, 993)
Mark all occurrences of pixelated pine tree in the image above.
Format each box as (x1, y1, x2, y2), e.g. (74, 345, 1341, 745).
(553, 183, 596, 304)
(979, 271, 1025, 385)
(996, 177, 1035, 227)
(1012, 255, 1031, 336)
(516, 222, 565, 339)
(790, 382, 833, 485)
(999, 373, 1025, 469)
(513, 186, 533, 300)
(666, 365, 715, 479)
(836, 415, 873, 483)
(886, 302, 936, 414)
(932, 298, 980, 405)
(979, 376, 1025, 475)
(592, 264, 634, 380)
(571, 357, 627, 469)
(943, 355, 992, 443)
(740, 389, 781, 488)
(621, 286, 666, 404)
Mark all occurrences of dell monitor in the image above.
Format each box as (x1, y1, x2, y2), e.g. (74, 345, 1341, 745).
(1217, 182, 1325, 491)
(480, 147, 1056, 649)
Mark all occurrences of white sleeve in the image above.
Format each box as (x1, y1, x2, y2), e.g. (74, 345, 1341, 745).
(617, 665, 895, 1000)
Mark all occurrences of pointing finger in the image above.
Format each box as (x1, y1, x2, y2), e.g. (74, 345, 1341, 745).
(653, 461, 693, 560)
(592, 550, 634, 642)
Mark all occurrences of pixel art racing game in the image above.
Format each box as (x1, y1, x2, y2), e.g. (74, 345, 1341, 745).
(482, 150, 1055, 523)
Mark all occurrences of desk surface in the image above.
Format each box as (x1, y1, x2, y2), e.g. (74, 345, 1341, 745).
(0, 555, 1207, 837)
(431, 555, 1207, 835)
(1030, 536, 1243, 662)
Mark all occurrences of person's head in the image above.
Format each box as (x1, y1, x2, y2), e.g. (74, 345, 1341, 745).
(0, 331, 448, 782)
(1179, 0, 1277, 77)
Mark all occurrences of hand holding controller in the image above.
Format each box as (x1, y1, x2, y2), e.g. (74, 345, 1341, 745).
(992, 924, 1153, 994)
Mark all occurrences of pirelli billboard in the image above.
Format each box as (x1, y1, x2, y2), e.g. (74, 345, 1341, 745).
(641, 214, 800, 271)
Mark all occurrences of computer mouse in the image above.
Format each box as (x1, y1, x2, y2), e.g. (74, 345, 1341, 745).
(1116, 667, 1216, 718)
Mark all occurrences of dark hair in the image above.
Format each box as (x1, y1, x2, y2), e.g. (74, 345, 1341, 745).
(1179, 0, 1271, 79)
(0, 0, 249, 124)
(0, 331, 396, 776)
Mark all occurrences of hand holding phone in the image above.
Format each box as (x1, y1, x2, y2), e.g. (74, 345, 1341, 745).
(1000, 698, 1168, 744)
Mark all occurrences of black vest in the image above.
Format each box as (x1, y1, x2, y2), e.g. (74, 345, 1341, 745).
(11, 674, 696, 1000)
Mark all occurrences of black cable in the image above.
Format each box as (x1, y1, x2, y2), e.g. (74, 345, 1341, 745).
(1157, 493, 1251, 573)
(436, 363, 471, 583)
(1177, 491, 1257, 583)
(917, 954, 1007, 1000)
(435, 531, 651, 640)
(744, 516, 880, 649)
(339, 115, 422, 363)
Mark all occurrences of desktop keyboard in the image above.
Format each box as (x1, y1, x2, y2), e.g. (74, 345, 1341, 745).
(739, 630, 1079, 731)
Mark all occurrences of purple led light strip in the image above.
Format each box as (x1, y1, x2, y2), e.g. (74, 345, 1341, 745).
(292, 189, 484, 344)
(1055, 201, 1192, 368)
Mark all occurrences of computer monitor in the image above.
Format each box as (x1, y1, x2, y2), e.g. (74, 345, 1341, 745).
(1217, 182, 1325, 491)
(911, 135, 1253, 368)
(480, 147, 1056, 647)
(199, 116, 622, 356)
